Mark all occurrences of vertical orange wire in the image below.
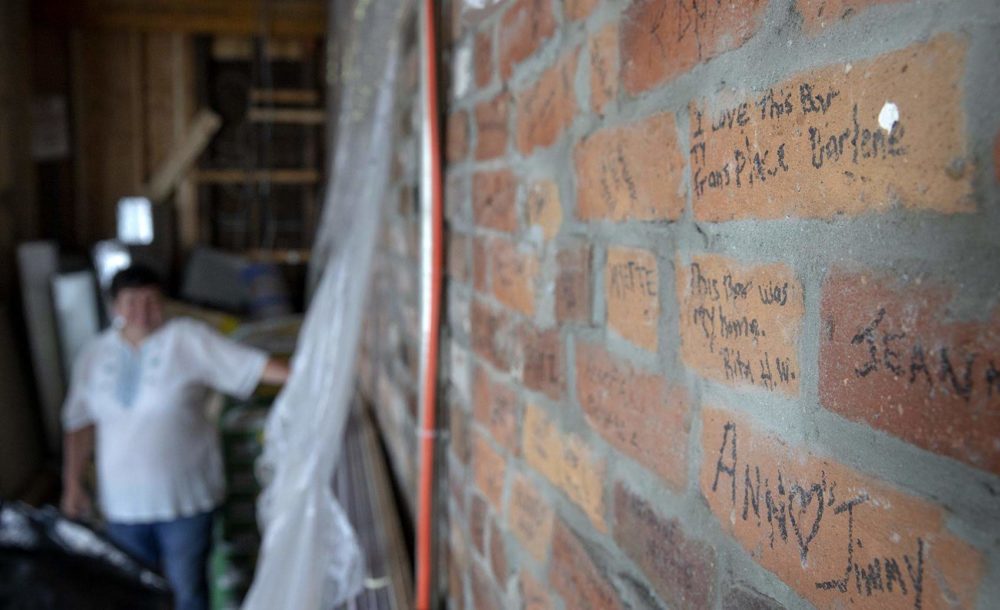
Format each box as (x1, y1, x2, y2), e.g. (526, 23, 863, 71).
(415, 0, 443, 608)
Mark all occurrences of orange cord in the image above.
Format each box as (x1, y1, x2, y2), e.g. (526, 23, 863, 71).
(415, 0, 443, 608)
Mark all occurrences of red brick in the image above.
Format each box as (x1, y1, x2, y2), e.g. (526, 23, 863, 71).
(676, 254, 804, 394)
(473, 236, 489, 292)
(405, 217, 420, 261)
(574, 112, 685, 221)
(499, 0, 556, 80)
(475, 92, 510, 160)
(605, 246, 659, 351)
(473, 367, 521, 454)
(469, 492, 489, 554)
(589, 24, 618, 115)
(519, 571, 552, 610)
(518, 324, 564, 400)
(565, 0, 599, 21)
(614, 483, 715, 610)
(722, 585, 784, 610)
(797, 0, 908, 34)
(462, 0, 507, 26)
(550, 521, 623, 610)
(475, 29, 494, 89)
(690, 35, 972, 221)
(621, 0, 767, 94)
(449, 559, 466, 610)
(515, 48, 579, 154)
(471, 298, 516, 371)
(489, 520, 508, 583)
(450, 400, 470, 465)
(446, 0, 463, 47)
(398, 185, 416, 217)
(506, 473, 555, 562)
(820, 269, 1000, 474)
(700, 405, 985, 610)
(473, 170, 518, 232)
(448, 231, 470, 282)
(556, 242, 591, 323)
(471, 560, 503, 610)
(523, 404, 606, 530)
(447, 110, 469, 164)
(575, 341, 688, 489)
(449, 459, 466, 513)
(472, 432, 507, 508)
(445, 170, 467, 224)
(490, 237, 539, 316)
(525, 180, 561, 240)
(449, 523, 467, 610)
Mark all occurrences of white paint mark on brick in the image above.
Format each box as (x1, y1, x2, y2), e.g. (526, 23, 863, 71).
(878, 101, 899, 132)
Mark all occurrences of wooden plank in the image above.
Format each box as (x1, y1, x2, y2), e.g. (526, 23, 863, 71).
(69, 30, 88, 243)
(249, 88, 319, 105)
(130, 32, 144, 187)
(264, 38, 309, 60)
(211, 35, 253, 60)
(193, 169, 320, 184)
(37, 0, 326, 36)
(212, 37, 313, 61)
(173, 34, 199, 254)
(144, 32, 179, 172)
(143, 108, 222, 203)
(246, 107, 325, 124)
(73, 29, 144, 243)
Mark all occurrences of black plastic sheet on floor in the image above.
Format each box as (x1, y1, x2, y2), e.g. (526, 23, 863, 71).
(0, 503, 172, 610)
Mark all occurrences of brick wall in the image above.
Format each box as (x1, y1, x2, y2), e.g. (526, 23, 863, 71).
(434, 0, 1000, 608)
(361, 0, 1000, 607)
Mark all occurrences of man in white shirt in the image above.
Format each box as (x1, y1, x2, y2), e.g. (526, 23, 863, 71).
(60, 265, 289, 610)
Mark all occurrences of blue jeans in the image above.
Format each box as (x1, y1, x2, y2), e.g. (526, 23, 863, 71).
(105, 510, 214, 610)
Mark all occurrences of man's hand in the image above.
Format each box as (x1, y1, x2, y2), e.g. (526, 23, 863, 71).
(60, 481, 92, 520)
(261, 358, 291, 385)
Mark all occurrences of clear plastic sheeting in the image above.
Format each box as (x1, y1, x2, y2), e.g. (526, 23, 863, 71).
(241, 1, 411, 608)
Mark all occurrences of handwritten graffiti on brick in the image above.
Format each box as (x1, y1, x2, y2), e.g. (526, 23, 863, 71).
(690, 79, 908, 199)
(710, 421, 929, 607)
(847, 307, 1000, 403)
(679, 258, 800, 393)
(687, 37, 970, 219)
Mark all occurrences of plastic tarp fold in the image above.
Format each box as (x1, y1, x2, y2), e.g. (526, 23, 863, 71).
(242, 1, 410, 608)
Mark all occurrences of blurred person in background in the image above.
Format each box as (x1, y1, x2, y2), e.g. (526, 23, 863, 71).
(60, 264, 289, 610)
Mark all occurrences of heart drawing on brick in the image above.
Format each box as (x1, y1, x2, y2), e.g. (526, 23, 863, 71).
(788, 482, 825, 565)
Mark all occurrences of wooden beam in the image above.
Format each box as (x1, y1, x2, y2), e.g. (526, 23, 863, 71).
(211, 37, 315, 61)
(193, 169, 320, 185)
(246, 107, 325, 124)
(37, 0, 326, 37)
(249, 88, 319, 105)
(143, 108, 222, 203)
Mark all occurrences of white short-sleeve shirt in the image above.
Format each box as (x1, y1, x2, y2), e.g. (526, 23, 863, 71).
(62, 318, 268, 523)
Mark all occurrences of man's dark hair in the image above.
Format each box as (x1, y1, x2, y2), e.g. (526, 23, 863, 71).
(109, 264, 163, 299)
